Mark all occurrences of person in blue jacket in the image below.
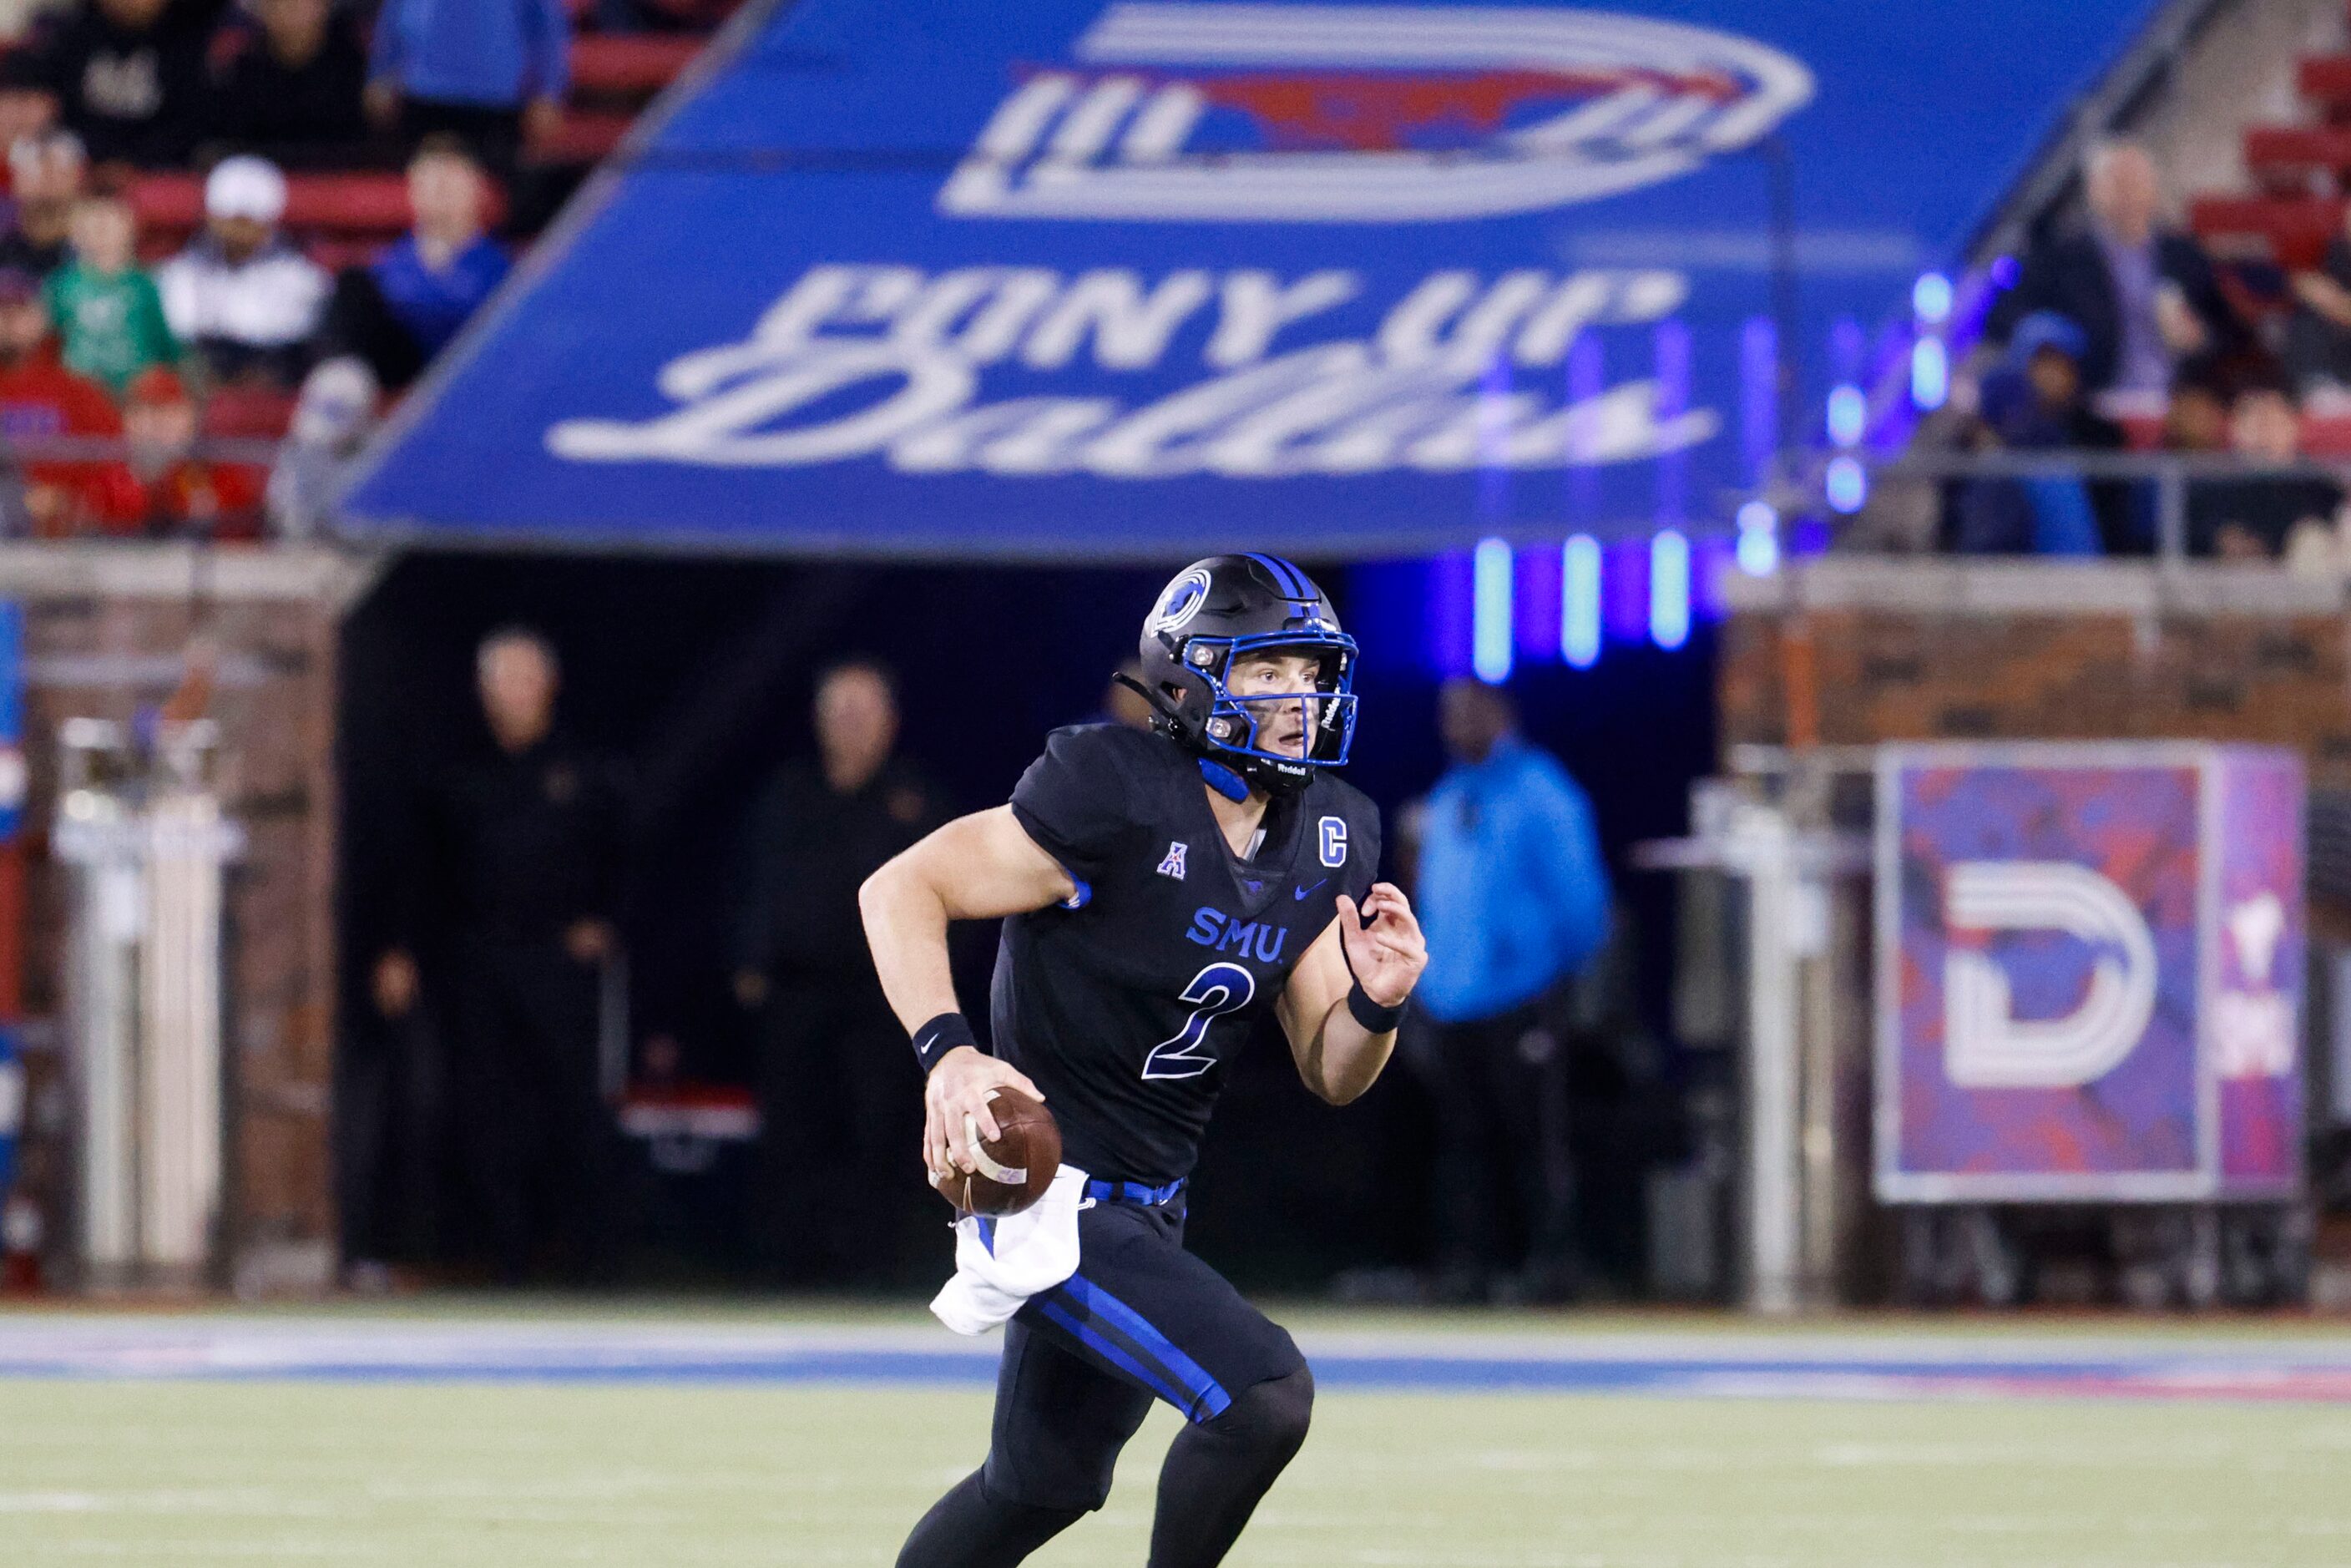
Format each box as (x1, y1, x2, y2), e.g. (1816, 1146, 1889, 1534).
(1411, 678, 1610, 1302)
(367, 0, 569, 174)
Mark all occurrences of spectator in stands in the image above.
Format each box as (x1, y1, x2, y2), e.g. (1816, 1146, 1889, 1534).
(321, 134, 506, 392)
(0, 263, 139, 534)
(0, 59, 59, 170)
(44, 187, 174, 397)
(203, 0, 370, 164)
(365, 0, 568, 175)
(2162, 364, 2233, 456)
(1413, 679, 1610, 1304)
(2188, 378, 2343, 559)
(731, 659, 938, 1287)
(265, 352, 374, 537)
(2280, 198, 2351, 395)
(23, 0, 227, 166)
(0, 128, 82, 276)
(0, 1, 73, 48)
(1987, 139, 2242, 401)
(157, 154, 326, 387)
(1952, 311, 2122, 555)
(122, 364, 260, 534)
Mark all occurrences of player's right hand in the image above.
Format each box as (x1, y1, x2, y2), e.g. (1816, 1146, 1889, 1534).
(923, 1046, 1044, 1182)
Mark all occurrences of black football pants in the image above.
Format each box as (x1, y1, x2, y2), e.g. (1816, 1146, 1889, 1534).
(898, 1199, 1312, 1566)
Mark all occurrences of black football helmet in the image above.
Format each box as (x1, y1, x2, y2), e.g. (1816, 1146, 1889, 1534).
(1124, 554, 1358, 797)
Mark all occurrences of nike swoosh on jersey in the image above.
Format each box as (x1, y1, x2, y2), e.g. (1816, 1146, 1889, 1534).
(1295, 879, 1327, 900)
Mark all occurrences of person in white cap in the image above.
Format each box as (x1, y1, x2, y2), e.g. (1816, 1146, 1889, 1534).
(156, 154, 328, 387)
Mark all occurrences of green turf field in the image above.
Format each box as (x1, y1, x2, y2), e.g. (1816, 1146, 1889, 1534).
(4, 1373, 2348, 1566)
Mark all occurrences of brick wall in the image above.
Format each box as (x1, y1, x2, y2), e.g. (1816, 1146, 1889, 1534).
(3, 546, 372, 1293)
(1720, 561, 2351, 777)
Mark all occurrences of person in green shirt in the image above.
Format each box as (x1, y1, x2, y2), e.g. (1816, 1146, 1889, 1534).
(45, 192, 178, 400)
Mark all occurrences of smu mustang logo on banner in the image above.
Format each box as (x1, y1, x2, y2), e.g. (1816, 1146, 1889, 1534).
(1875, 745, 2304, 1205)
(939, 5, 1813, 222)
(340, 0, 2168, 552)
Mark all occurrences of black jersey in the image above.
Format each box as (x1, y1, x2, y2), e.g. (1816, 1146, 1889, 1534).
(993, 723, 1382, 1185)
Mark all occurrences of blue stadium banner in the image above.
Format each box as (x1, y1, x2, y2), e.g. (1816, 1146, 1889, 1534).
(343, 0, 2163, 559)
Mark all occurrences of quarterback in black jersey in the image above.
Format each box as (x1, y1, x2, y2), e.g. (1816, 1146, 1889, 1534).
(862, 554, 1426, 1568)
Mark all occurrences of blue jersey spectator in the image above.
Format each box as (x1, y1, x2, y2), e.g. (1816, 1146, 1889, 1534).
(323, 135, 509, 390)
(1411, 680, 1609, 1304)
(1952, 311, 2121, 556)
(366, 0, 569, 173)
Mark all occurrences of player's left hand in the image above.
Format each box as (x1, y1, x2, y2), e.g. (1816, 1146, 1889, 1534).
(1337, 883, 1426, 1009)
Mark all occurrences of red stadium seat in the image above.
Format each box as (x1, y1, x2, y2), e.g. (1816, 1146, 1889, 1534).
(130, 173, 512, 262)
(2243, 125, 2351, 193)
(569, 35, 704, 99)
(2300, 413, 2351, 454)
(2189, 194, 2344, 270)
(529, 110, 635, 167)
(2299, 55, 2351, 122)
(199, 384, 297, 440)
(134, 172, 411, 235)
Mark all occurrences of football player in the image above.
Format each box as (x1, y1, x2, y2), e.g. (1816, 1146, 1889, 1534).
(862, 554, 1426, 1567)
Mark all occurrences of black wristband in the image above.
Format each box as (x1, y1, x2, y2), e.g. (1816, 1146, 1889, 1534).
(1346, 981, 1407, 1034)
(912, 1011, 980, 1075)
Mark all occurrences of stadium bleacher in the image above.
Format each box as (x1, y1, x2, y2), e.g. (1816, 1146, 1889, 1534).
(0, 3, 721, 473)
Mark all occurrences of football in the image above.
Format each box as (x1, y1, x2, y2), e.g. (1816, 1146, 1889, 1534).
(942, 1086, 1061, 1216)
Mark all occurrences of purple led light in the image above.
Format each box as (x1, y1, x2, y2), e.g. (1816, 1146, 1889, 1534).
(1515, 542, 1560, 657)
(1740, 315, 1777, 487)
(1428, 549, 1476, 677)
(1654, 319, 1691, 528)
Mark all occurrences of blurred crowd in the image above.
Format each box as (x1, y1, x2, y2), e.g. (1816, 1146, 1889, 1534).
(0, 0, 731, 540)
(1860, 139, 2351, 566)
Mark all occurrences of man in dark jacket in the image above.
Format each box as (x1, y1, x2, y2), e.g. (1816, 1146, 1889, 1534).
(203, 0, 371, 163)
(731, 659, 938, 1287)
(373, 628, 630, 1282)
(25, 0, 228, 166)
(1987, 139, 2243, 399)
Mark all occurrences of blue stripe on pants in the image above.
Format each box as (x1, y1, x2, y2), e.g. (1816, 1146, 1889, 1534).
(1032, 1297, 1197, 1414)
(1056, 1275, 1233, 1422)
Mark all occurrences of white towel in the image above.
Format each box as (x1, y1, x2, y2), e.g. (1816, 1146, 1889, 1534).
(929, 1165, 1088, 1336)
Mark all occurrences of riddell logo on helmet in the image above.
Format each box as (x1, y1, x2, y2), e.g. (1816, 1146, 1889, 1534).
(939, 3, 1814, 224)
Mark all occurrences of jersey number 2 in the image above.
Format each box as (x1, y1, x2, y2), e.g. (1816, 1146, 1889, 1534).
(1142, 963, 1256, 1081)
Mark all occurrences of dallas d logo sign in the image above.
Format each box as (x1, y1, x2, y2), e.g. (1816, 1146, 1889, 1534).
(1941, 861, 2157, 1090)
(943, 3, 1815, 223)
(1876, 746, 2305, 1205)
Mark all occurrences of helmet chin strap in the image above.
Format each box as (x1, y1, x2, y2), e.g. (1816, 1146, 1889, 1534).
(1111, 668, 1299, 802)
(1197, 756, 1252, 802)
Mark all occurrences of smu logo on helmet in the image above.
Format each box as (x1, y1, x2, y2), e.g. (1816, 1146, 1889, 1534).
(1148, 565, 1215, 632)
(941, 3, 1814, 223)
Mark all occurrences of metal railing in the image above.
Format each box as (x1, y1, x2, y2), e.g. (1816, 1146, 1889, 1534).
(1762, 448, 2351, 564)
